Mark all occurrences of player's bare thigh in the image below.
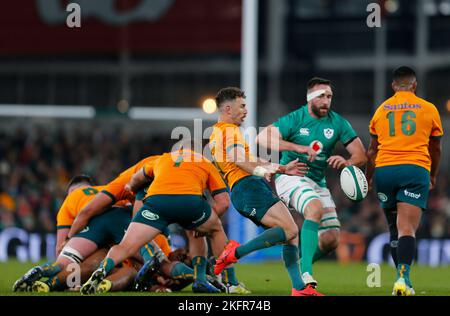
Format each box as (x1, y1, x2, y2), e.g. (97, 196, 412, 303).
(259, 201, 299, 243)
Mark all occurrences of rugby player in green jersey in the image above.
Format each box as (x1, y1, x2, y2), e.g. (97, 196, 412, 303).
(257, 77, 367, 288)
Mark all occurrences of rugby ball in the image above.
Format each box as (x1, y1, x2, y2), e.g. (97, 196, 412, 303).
(340, 165, 368, 202)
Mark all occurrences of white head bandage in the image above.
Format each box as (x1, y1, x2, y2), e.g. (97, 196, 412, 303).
(307, 89, 326, 102)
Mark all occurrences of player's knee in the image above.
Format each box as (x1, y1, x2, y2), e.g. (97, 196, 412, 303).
(398, 227, 416, 237)
(199, 217, 222, 234)
(60, 246, 85, 264)
(397, 221, 417, 236)
(319, 229, 339, 252)
(303, 208, 323, 222)
(283, 223, 299, 241)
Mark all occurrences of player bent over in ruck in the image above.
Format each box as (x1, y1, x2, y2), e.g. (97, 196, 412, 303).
(81, 147, 231, 295)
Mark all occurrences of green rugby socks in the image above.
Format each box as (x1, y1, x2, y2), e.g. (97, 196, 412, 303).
(41, 262, 62, 277)
(396, 236, 415, 285)
(300, 220, 319, 275)
(192, 256, 207, 281)
(222, 267, 239, 286)
(170, 262, 194, 281)
(283, 245, 305, 290)
(46, 275, 63, 291)
(139, 243, 155, 262)
(235, 227, 286, 259)
(99, 257, 115, 275)
(313, 245, 327, 262)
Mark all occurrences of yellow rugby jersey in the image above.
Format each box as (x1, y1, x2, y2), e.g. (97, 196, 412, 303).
(369, 91, 444, 171)
(142, 150, 227, 198)
(209, 122, 252, 189)
(56, 185, 129, 229)
(102, 155, 160, 202)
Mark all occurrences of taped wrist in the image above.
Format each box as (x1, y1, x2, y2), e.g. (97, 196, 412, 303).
(253, 166, 268, 177)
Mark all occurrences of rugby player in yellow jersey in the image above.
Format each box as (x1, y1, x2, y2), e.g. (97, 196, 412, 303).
(68, 155, 160, 237)
(80, 148, 232, 295)
(366, 66, 443, 296)
(12, 175, 187, 293)
(67, 154, 225, 292)
(209, 87, 322, 296)
(12, 175, 138, 292)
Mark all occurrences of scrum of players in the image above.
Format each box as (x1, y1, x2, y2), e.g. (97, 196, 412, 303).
(12, 67, 443, 296)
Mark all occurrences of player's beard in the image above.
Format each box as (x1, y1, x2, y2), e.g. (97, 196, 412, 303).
(311, 104, 329, 117)
(232, 113, 245, 126)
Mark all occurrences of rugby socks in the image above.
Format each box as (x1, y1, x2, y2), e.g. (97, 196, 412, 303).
(139, 243, 155, 262)
(235, 227, 286, 259)
(222, 267, 239, 286)
(192, 256, 207, 281)
(390, 240, 399, 267)
(170, 262, 194, 281)
(100, 257, 116, 275)
(313, 246, 327, 263)
(41, 262, 62, 277)
(384, 208, 399, 266)
(282, 244, 304, 290)
(396, 236, 415, 284)
(300, 220, 319, 275)
(46, 275, 64, 291)
(299, 243, 327, 267)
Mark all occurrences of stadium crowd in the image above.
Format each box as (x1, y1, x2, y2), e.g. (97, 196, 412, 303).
(1, 124, 449, 243)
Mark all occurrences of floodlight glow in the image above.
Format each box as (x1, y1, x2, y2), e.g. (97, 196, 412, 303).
(202, 98, 217, 114)
(385, 0, 399, 13)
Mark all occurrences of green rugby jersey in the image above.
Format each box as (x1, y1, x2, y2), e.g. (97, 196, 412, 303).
(273, 105, 357, 186)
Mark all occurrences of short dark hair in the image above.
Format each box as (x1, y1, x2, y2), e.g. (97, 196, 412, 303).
(307, 77, 331, 91)
(66, 174, 94, 192)
(393, 66, 416, 81)
(215, 87, 246, 108)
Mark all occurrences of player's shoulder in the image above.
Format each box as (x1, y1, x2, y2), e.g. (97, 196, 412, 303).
(414, 95, 439, 112)
(371, 100, 391, 118)
(213, 122, 238, 130)
(141, 155, 161, 164)
(65, 185, 94, 202)
(285, 105, 306, 118)
(93, 185, 107, 192)
(328, 110, 351, 124)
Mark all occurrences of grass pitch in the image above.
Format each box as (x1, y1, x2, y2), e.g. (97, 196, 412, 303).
(1, 260, 449, 296)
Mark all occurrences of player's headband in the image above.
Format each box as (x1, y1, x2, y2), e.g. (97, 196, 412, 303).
(307, 89, 326, 102)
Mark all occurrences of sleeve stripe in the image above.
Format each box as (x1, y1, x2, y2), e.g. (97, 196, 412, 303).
(57, 225, 71, 229)
(369, 133, 378, 138)
(101, 190, 116, 203)
(226, 143, 244, 153)
(343, 136, 358, 147)
(430, 135, 442, 139)
(211, 188, 229, 196)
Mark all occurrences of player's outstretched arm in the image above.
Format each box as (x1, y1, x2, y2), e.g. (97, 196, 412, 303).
(211, 192, 230, 217)
(256, 124, 317, 162)
(328, 137, 368, 169)
(227, 146, 306, 179)
(56, 228, 70, 257)
(428, 137, 441, 190)
(365, 136, 379, 191)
